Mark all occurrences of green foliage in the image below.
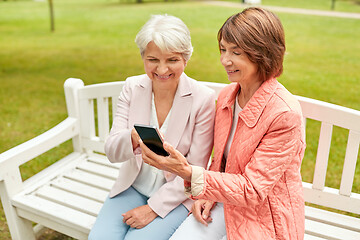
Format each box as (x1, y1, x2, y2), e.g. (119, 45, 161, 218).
(0, 0, 359, 239)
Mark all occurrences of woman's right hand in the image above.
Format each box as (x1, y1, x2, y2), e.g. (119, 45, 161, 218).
(192, 199, 215, 226)
(131, 128, 141, 150)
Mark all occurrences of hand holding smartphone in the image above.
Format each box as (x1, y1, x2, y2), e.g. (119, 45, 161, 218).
(134, 124, 169, 157)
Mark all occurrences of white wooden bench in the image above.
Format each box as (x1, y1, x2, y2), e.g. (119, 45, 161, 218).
(0, 78, 359, 240)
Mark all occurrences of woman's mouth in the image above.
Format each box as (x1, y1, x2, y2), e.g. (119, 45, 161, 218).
(227, 70, 239, 74)
(155, 73, 172, 80)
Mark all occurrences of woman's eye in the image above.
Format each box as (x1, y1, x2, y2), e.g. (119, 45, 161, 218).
(233, 52, 241, 56)
(220, 48, 226, 52)
(148, 59, 158, 62)
(169, 59, 179, 62)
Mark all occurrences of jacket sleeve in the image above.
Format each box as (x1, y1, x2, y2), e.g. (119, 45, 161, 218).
(104, 79, 136, 163)
(148, 90, 216, 218)
(193, 110, 305, 207)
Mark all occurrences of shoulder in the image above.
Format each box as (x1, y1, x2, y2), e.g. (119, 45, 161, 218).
(124, 74, 150, 88)
(182, 74, 216, 99)
(265, 82, 304, 130)
(269, 82, 302, 116)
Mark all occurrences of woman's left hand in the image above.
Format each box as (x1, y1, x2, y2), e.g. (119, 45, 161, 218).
(122, 204, 158, 229)
(140, 140, 192, 182)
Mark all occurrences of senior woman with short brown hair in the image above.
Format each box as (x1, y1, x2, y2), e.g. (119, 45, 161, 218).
(141, 8, 306, 240)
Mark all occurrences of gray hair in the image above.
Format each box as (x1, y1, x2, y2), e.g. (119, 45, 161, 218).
(135, 14, 193, 62)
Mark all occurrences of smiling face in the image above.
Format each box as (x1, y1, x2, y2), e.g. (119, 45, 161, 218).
(219, 39, 259, 85)
(143, 41, 187, 88)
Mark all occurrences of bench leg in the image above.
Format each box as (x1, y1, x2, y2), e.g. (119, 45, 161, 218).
(0, 169, 36, 240)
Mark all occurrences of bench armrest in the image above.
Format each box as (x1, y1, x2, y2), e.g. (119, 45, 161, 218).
(0, 117, 80, 181)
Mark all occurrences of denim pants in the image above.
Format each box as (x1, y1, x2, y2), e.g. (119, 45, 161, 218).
(88, 186, 188, 240)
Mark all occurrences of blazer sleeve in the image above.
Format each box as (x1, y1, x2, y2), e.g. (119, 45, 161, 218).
(193, 110, 305, 207)
(148, 89, 216, 218)
(104, 79, 136, 163)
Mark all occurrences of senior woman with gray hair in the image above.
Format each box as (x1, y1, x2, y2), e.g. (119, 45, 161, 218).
(88, 15, 216, 240)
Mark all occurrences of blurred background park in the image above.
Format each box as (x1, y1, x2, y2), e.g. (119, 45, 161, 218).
(0, 0, 359, 239)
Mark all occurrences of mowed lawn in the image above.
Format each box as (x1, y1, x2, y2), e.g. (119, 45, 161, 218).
(0, 0, 359, 239)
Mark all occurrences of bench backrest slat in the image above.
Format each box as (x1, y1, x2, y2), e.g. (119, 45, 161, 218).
(312, 122, 333, 191)
(96, 97, 110, 142)
(340, 130, 360, 196)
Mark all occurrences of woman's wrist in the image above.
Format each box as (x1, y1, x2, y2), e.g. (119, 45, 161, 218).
(180, 164, 192, 182)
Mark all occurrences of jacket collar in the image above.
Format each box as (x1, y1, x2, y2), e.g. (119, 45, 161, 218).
(222, 78, 278, 128)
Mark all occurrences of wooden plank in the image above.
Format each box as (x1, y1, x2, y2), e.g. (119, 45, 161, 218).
(97, 97, 109, 141)
(81, 137, 105, 154)
(304, 234, 327, 240)
(50, 178, 108, 203)
(203, 82, 227, 99)
(296, 96, 360, 131)
(13, 194, 93, 239)
(303, 182, 360, 214)
(305, 218, 360, 240)
(0, 118, 79, 174)
(87, 154, 122, 169)
(35, 186, 102, 216)
(22, 153, 86, 194)
(76, 160, 119, 180)
(312, 122, 332, 190)
(78, 82, 124, 100)
(340, 130, 360, 196)
(79, 99, 96, 145)
(63, 169, 115, 191)
(305, 206, 360, 233)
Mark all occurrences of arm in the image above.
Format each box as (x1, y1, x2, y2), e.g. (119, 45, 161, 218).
(195, 111, 305, 207)
(104, 79, 138, 163)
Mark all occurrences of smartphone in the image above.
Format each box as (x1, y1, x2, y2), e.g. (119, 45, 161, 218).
(134, 124, 169, 156)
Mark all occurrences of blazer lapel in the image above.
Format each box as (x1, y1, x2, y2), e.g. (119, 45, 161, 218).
(165, 74, 192, 149)
(128, 75, 152, 128)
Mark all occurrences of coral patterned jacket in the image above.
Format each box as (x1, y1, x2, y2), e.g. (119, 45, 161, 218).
(194, 78, 306, 239)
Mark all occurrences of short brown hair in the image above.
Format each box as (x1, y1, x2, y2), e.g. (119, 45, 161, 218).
(218, 7, 285, 82)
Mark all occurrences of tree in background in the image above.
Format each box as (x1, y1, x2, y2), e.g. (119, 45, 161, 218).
(49, 0, 54, 31)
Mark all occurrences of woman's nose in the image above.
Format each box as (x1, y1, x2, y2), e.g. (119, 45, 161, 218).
(221, 55, 232, 66)
(157, 63, 168, 74)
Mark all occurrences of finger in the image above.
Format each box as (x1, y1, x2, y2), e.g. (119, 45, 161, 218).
(202, 202, 212, 220)
(122, 213, 129, 223)
(192, 202, 208, 226)
(163, 141, 178, 157)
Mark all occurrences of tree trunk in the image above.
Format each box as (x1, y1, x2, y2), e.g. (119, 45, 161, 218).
(49, 0, 55, 32)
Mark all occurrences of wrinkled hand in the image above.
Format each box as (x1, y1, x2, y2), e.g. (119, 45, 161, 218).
(192, 199, 215, 226)
(122, 204, 158, 229)
(131, 128, 141, 150)
(140, 140, 192, 182)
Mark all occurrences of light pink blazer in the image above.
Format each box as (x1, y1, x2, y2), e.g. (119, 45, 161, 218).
(105, 73, 215, 218)
(193, 78, 306, 239)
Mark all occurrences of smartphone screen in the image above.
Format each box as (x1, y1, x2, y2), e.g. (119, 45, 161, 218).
(134, 124, 169, 156)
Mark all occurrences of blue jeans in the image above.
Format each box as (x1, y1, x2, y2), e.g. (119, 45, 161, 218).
(88, 187, 188, 240)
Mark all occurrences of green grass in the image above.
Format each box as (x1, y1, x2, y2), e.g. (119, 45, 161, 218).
(0, 0, 360, 239)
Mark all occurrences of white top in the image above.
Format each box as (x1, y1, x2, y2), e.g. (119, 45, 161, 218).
(132, 93, 170, 197)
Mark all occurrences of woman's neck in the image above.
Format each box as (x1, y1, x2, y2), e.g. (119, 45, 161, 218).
(237, 80, 263, 108)
(152, 81, 178, 128)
